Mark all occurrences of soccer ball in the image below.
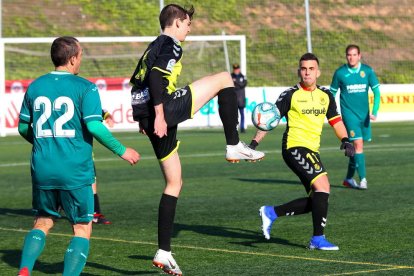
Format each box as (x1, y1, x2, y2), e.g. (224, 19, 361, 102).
(251, 102, 280, 131)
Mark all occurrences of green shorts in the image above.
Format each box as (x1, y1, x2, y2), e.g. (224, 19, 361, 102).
(32, 185, 94, 224)
(342, 112, 372, 142)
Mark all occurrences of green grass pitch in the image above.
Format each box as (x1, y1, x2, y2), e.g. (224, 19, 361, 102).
(1, 121, 413, 275)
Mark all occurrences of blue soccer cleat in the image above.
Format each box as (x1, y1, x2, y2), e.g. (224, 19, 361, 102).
(308, 235, 339, 250)
(259, 206, 278, 240)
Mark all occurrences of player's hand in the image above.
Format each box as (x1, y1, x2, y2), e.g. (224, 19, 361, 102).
(105, 115, 115, 128)
(370, 114, 377, 121)
(138, 121, 147, 135)
(340, 138, 355, 157)
(154, 116, 167, 138)
(121, 148, 140, 165)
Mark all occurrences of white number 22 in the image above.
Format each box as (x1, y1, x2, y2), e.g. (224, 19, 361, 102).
(34, 96, 75, 138)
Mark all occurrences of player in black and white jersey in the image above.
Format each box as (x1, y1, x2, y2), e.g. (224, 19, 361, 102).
(129, 4, 264, 275)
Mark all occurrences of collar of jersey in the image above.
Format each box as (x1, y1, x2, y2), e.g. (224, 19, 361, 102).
(346, 62, 361, 74)
(161, 34, 181, 45)
(298, 82, 316, 92)
(51, 70, 72, 75)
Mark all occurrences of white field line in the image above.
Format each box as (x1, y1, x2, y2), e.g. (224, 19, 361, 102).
(0, 226, 413, 271)
(1, 143, 414, 168)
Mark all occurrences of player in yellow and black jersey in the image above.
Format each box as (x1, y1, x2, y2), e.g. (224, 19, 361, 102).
(249, 53, 355, 251)
(129, 4, 265, 275)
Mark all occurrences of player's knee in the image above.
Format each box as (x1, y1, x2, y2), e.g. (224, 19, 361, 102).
(73, 222, 92, 239)
(33, 217, 54, 234)
(214, 71, 233, 87)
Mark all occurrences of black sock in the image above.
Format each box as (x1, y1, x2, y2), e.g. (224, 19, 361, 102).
(217, 87, 239, 145)
(311, 192, 329, 236)
(94, 194, 101, 214)
(275, 197, 312, 217)
(158, 194, 178, 251)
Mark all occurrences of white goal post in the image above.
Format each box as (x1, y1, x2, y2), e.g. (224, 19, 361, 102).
(0, 35, 246, 136)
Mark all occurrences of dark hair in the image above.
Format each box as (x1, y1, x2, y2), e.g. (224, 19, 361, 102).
(299, 52, 319, 65)
(346, 44, 360, 54)
(159, 4, 194, 30)
(50, 36, 80, 67)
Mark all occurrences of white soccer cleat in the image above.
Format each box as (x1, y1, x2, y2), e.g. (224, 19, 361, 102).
(259, 206, 277, 240)
(342, 178, 359, 189)
(225, 141, 265, 163)
(359, 178, 368, 190)
(152, 249, 182, 276)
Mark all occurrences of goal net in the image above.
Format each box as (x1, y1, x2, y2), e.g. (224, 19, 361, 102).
(0, 35, 246, 136)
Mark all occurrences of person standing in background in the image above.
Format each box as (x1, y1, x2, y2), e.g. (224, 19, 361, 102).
(330, 44, 381, 190)
(231, 63, 248, 133)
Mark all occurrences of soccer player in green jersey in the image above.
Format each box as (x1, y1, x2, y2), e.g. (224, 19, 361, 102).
(17, 36, 140, 276)
(129, 4, 264, 275)
(330, 44, 381, 190)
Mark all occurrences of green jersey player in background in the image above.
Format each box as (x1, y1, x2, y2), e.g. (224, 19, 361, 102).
(17, 36, 140, 276)
(330, 44, 381, 190)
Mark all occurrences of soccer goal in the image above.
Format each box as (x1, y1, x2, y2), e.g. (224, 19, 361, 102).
(0, 35, 246, 136)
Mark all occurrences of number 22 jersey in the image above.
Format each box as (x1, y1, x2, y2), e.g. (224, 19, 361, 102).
(19, 71, 102, 190)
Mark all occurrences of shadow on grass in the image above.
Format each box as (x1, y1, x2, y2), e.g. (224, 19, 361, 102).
(0, 249, 156, 275)
(235, 178, 350, 190)
(173, 223, 304, 249)
(234, 178, 299, 185)
(0, 208, 33, 217)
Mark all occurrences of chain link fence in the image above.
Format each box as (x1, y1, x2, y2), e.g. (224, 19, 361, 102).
(2, 0, 413, 86)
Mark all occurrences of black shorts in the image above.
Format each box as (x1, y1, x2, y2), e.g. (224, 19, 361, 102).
(164, 85, 194, 126)
(282, 147, 327, 194)
(141, 85, 194, 161)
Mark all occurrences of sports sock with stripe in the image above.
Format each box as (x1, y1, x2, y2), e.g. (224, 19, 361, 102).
(312, 192, 329, 236)
(274, 197, 312, 217)
(63, 236, 90, 276)
(94, 193, 101, 214)
(346, 156, 356, 179)
(217, 87, 239, 145)
(158, 193, 178, 252)
(354, 153, 366, 180)
(19, 229, 46, 272)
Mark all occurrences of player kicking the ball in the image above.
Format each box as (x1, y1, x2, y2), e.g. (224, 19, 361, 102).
(129, 4, 264, 275)
(249, 53, 355, 250)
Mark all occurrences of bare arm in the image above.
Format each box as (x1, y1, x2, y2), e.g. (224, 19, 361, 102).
(332, 120, 348, 140)
(149, 70, 168, 138)
(332, 120, 355, 157)
(153, 103, 167, 138)
(249, 129, 268, 149)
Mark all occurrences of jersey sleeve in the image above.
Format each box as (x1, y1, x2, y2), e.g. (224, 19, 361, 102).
(275, 88, 293, 118)
(329, 69, 340, 96)
(82, 83, 103, 124)
(324, 88, 342, 126)
(368, 68, 380, 90)
(19, 89, 32, 123)
(152, 41, 182, 75)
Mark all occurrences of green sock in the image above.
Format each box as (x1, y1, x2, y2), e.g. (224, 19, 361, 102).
(354, 153, 366, 180)
(19, 229, 46, 272)
(63, 237, 90, 276)
(346, 156, 356, 179)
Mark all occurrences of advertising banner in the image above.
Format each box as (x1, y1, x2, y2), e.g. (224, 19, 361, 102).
(2, 78, 414, 135)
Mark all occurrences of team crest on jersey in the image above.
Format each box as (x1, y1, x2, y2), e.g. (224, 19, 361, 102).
(319, 97, 327, 106)
(166, 59, 176, 72)
(360, 71, 366, 78)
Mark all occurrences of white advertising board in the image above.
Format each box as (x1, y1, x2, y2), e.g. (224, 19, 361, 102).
(2, 84, 414, 135)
